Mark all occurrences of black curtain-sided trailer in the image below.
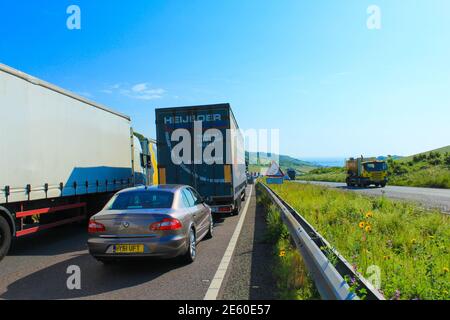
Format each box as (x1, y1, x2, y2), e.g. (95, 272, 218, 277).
(155, 104, 247, 215)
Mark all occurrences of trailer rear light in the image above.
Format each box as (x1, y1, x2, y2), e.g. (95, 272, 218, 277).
(88, 220, 106, 233)
(150, 218, 182, 231)
(218, 206, 232, 213)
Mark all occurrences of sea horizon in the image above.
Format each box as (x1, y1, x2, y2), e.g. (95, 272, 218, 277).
(299, 157, 346, 168)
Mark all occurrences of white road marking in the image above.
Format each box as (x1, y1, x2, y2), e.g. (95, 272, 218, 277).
(204, 185, 253, 300)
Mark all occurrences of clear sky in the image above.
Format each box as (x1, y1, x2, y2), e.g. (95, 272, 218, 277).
(1, 0, 449, 158)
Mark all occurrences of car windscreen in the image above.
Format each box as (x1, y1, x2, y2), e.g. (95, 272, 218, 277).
(364, 162, 387, 172)
(106, 191, 174, 210)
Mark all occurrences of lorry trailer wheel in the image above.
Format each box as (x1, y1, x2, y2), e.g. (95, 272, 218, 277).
(0, 215, 12, 262)
(231, 199, 241, 216)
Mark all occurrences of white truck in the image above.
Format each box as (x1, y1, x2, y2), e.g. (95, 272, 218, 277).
(0, 64, 154, 261)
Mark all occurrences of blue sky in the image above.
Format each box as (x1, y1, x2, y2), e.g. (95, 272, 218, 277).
(1, 0, 449, 158)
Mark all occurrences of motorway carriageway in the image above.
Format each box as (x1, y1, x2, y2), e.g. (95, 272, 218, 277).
(0, 185, 276, 300)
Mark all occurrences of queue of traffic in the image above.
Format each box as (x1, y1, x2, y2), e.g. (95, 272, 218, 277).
(0, 63, 246, 263)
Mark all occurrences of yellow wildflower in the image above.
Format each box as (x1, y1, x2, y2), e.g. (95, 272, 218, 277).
(359, 221, 366, 229)
(365, 211, 374, 218)
(365, 225, 372, 233)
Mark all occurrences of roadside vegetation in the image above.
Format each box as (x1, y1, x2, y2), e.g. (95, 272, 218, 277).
(256, 184, 320, 300)
(387, 152, 450, 189)
(297, 167, 346, 183)
(267, 181, 450, 300)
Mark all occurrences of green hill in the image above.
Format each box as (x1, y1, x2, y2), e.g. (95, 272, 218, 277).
(246, 152, 317, 174)
(388, 146, 450, 188)
(399, 145, 450, 162)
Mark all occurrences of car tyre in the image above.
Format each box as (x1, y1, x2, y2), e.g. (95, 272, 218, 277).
(205, 215, 214, 239)
(0, 215, 12, 262)
(182, 228, 197, 264)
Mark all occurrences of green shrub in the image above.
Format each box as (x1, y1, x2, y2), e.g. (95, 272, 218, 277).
(445, 153, 450, 167)
(428, 158, 442, 166)
(265, 205, 289, 244)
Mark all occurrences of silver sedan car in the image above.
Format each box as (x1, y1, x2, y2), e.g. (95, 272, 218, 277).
(87, 185, 213, 264)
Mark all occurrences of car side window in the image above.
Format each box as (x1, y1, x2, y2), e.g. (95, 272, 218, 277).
(189, 188, 203, 205)
(181, 190, 191, 208)
(182, 189, 195, 207)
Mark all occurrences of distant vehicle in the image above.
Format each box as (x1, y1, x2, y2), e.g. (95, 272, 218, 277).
(346, 156, 388, 188)
(0, 63, 156, 262)
(286, 169, 296, 180)
(155, 104, 247, 216)
(87, 185, 213, 264)
(138, 137, 159, 186)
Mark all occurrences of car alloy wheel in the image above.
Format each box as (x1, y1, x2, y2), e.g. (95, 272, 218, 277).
(189, 229, 196, 260)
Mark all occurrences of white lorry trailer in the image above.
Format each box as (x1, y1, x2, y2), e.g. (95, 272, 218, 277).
(0, 64, 153, 261)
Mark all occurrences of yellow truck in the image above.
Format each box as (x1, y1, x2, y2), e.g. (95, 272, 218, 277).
(346, 156, 388, 188)
(138, 137, 159, 186)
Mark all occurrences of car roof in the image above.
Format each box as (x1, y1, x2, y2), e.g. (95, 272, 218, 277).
(117, 184, 188, 194)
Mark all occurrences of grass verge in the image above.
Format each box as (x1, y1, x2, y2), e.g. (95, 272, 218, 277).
(256, 184, 320, 300)
(298, 167, 346, 183)
(387, 165, 450, 189)
(266, 181, 450, 300)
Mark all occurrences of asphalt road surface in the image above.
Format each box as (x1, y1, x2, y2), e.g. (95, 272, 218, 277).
(0, 185, 275, 300)
(297, 181, 450, 213)
(220, 187, 276, 300)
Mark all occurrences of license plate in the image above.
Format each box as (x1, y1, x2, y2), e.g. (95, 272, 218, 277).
(113, 244, 145, 254)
